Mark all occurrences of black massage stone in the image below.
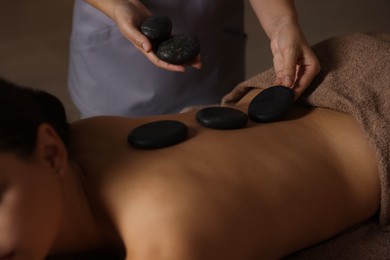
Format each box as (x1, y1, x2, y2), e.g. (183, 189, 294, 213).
(248, 85, 294, 123)
(127, 120, 188, 149)
(155, 34, 200, 64)
(196, 107, 248, 130)
(140, 15, 172, 44)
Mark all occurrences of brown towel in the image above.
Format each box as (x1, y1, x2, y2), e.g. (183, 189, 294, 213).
(285, 219, 390, 259)
(222, 32, 390, 228)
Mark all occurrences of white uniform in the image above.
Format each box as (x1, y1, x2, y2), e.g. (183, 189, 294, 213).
(69, 0, 246, 117)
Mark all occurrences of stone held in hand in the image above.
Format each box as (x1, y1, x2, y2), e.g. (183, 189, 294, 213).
(248, 85, 294, 123)
(196, 107, 248, 130)
(155, 34, 200, 65)
(127, 120, 188, 149)
(140, 15, 172, 44)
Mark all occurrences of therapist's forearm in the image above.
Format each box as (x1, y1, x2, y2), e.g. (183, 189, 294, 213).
(249, 0, 300, 38)
(84, 0, 123, 18)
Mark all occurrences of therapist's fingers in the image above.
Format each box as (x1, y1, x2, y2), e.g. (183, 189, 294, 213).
(116, 20, 197, 71)
(144, 51, 187, 72)
(186, 55, 202, 69)
(280, 48, 298, 88)
(116, 18, 185, 71)
(271, 39, 298, 88)
(121, 23, 153, 52)
(273, 50, 297, 88)
(113, 1, 201, 72)
(113, 9, 152, 53)
(121, 27, 200, 72)
(150, 54, 202, 72)
(112, 0, 154, 52)
(292, 48, 321, 98)
(272, 40, 320, 98)
(273, 52, 284, 86)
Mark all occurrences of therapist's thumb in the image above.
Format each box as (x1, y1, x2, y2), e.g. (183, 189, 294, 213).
(118, 20, 153, 53)
(281, 49, 297, 87)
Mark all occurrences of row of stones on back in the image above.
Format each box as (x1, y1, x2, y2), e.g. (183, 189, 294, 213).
(197, 86, 295, 129)
(140, 15, 200, 65)
(128, 86, 295, 149)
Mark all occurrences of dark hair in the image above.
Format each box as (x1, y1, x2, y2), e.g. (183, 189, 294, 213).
(0, 78, 70, 156)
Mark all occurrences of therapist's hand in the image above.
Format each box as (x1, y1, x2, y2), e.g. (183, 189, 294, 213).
(269, 21, 320, 98)
(85, 0, 202, 72)
(249, 0, 320, 98)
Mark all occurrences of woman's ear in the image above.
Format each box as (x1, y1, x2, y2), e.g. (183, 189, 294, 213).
(34, 123, 68, 175)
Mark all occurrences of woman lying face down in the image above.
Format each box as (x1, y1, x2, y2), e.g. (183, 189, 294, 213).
(0, 78, 380, 260)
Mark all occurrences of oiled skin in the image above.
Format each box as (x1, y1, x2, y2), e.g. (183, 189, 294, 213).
(69, 89, 380, 260)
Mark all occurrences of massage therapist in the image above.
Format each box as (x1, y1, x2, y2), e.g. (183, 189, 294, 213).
(68, 0, 320, 118)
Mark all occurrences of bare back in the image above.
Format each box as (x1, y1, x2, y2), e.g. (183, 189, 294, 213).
(68, 93, 380, 259)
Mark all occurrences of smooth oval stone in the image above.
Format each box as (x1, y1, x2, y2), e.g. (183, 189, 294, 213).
(155, 34, 200, 65)
(248, 86, 294, 123)
(127, 120, 188, 149)
(196, 107, 248, 130)
(140, 15, 172, 43)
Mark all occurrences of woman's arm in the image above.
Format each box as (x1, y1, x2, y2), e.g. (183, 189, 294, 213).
(249, 0, 320, 97)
